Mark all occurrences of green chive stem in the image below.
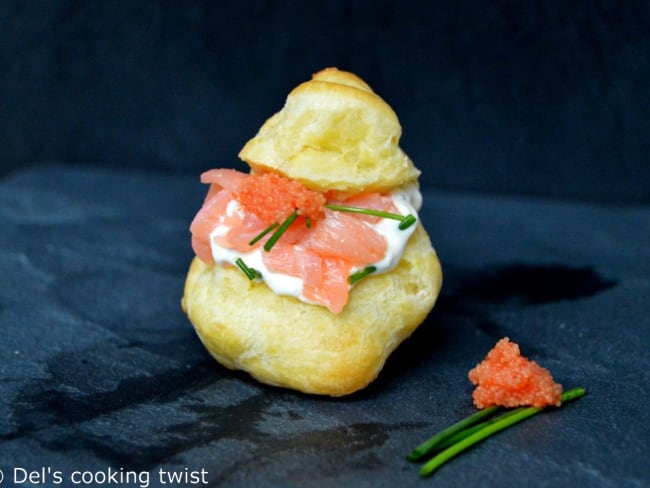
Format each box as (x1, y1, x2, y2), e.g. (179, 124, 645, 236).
(235, 258, 260, 280)
(325, 203, 404, 221)
(432, 407, 527, 453)
(407, 406, 499, 462)
(399, 214, 417, 230)
(264, 211, 298, 251)
(249, 222, 279, 246)
(418, 387, 587, 477)
(348, 266, 377, 285)
(325, 203, 416, 230)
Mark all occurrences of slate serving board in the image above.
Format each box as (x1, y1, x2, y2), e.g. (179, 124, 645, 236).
(1, 164, 648, 487)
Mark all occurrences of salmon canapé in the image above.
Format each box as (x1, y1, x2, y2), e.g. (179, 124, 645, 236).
(190, 168, 417, 314)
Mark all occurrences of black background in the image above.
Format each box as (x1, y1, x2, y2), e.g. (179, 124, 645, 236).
(1, 0, 648, 202)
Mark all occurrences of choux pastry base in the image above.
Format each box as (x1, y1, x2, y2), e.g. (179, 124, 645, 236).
(182, 225, 442, 396)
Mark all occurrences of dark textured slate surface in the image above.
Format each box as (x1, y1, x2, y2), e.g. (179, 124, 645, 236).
(0, 164, 648, 487)
(2, 1, 649, 203)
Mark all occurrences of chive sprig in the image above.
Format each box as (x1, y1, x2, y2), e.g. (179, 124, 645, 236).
(407, 406, 499, 462)
(235, 258, 261, 280)
(348, 266, 377, 284)
(248, 222, 279, 246)
(408, 386, 587, 477)
(249, 203, 417, 253)
(263, 211, 298, 251)
(324, 203, 417, 230)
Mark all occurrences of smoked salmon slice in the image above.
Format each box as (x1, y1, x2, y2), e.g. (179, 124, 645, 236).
(201, 168, 249, 202)
(190, 189, 234, 263)
(223, 211, 267, 251)
(262, 243, 323, 289)
(190, 168, 402, 314)
(303, 258, 352, 315)
(200, 168, 248, 188)
(303, 209, 387, 265)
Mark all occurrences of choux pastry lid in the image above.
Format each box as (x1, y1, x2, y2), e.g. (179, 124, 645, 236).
(239, 67, 420, 193)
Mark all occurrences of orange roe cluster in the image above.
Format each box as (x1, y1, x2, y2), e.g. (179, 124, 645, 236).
(235, 172, 326, 224)
(468, 337, 563, 409)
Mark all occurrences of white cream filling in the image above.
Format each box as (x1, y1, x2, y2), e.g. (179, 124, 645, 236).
(209, 185, 422, 305)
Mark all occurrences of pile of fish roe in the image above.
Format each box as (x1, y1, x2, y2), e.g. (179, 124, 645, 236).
(468, 337, 563, 409)
(236, 172, 326, 224)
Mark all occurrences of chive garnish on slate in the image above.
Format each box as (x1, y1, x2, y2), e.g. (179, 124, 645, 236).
(408, 386, 587, 477)
(407, 406, 499, 462)
(431, 407, 526, 453)
(235, 258, 261, 280)
(324, 204, 417, 230)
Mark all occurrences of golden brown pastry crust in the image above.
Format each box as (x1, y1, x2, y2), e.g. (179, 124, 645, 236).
(239, 67, 420, 193)
(183, 67, 442, 396)
(182, 225, 442, 396)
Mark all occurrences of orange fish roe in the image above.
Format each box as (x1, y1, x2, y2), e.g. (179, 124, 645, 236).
(468, 337, 563, 409)
(235, 172, 326, 225)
